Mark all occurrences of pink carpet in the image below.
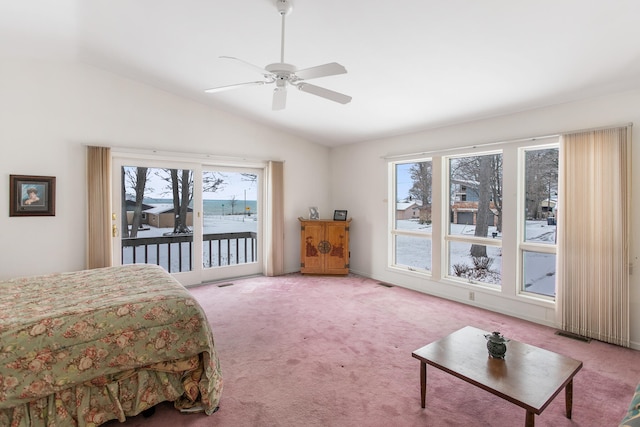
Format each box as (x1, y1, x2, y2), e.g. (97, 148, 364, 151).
(106, 273, 639, 426)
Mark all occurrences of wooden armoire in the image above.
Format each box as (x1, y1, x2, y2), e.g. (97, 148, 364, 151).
(298, 218, 350, 275)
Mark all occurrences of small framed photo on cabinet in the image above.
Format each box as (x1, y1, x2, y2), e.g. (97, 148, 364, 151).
(333, 210, 347, 221)
(309, 206, 319, 220)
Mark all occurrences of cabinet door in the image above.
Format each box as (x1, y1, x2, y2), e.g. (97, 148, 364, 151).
(325, 223, 349, 273)
(301, 222, 324, 273)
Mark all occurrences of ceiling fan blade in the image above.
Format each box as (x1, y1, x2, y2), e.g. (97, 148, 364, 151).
(204, 81, 265, 93)
(297, 83, 352, 104)
(272, 87, 287, 110)
(220, 56, 272, 76)
(295, 62, 347, 80)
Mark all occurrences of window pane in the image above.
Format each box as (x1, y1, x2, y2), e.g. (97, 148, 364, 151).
(395, 161, 432, 230)
(395, 235, 431, 271)
(448, 241, 502, 286)
(121, 166, 194, 273)
(525, 220, 557, 244)
(449, 154, 503, 238)
(522, 251, 556, 297)
(524, 148, 558, 243)
(202, 170, 258, 268)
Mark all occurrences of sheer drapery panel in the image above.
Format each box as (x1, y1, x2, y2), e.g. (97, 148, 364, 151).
(265, 160, 285, 276)
(557, 126, 631, 347)
(87, 146, 112, 269)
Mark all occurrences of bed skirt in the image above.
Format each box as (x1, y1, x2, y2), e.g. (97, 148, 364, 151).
(0, 264, 223, 427)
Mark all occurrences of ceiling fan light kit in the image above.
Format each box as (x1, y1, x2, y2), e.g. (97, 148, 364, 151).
(205, 0, 351, 110)
(276, 0, 293, 16)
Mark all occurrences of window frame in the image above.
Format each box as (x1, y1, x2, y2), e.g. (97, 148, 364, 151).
(112, 153, 266, 287)
(387, 136, 560, 308)
(388, 158, 433, 275)
(443, 150, 503, 288)
(518, 143, 559, 301)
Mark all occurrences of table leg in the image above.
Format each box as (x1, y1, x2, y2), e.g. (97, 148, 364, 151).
(420, 361, 426, 408)
(525, 410, 535, 427)
(565, 379, 574, 419)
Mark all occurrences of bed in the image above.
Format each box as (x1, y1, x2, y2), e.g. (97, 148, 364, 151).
(0, 264, 223, 426)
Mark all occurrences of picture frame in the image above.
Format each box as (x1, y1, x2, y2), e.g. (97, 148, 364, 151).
(309, 206, 319, 220)
(10, 175, 56, 217)
(333, 209, 347, 221)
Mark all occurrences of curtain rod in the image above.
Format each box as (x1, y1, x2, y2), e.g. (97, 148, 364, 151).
(562, 121, 633, 136)
(382, 122, 633, 161)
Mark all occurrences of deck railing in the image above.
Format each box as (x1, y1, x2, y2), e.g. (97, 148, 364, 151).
(121, 231, 257, 273)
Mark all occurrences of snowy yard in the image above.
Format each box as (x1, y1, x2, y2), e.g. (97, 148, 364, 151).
(122, 215, 556, 297)
(122, 214, 257, 272)
(395, 219, 557, 297)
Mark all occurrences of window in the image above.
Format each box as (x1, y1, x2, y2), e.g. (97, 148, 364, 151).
(446, 152, 503, 287)
(387, 136, 559, 305)
(390, 160, 432, 273)
(520, 146, 558, 298)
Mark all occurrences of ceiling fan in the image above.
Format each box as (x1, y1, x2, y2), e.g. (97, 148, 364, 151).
(205, 0, 352, 111)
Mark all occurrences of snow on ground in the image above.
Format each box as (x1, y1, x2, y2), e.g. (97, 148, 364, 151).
(395, 219, 557, 297)
(123, 215, 257, 272)
(123, 215, 556, 297)
(132, 214, 257, 237)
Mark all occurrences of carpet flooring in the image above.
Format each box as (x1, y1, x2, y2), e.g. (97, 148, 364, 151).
(107, 273, 639, 426)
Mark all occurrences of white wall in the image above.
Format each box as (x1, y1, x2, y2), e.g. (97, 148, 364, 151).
(0, 59, 331, 279)
(331, 89, 640, 348)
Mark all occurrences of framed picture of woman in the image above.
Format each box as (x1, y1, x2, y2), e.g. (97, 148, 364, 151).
(10, 175, 56, 216)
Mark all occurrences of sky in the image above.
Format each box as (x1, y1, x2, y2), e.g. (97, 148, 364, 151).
(202, 171, 258, 200)
(126, 167, 258, 200)
(396, 163, 412, 200)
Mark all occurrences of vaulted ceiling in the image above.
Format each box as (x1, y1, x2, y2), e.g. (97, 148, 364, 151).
(3, 1, 640, 146)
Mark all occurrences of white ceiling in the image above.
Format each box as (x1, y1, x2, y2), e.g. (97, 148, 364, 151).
(3, 1, 640, 147)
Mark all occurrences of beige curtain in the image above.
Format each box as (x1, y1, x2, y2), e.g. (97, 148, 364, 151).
(557, 126, 631, 347)
(265, 160, 285, 276)
(87, 146, 112, 269)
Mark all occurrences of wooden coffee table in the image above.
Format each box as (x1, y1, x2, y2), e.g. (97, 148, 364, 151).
(412, 326, 582, 427)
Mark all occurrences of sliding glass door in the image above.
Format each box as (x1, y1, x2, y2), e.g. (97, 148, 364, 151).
(112, 157, 263, 285)
(200, 167, 262, 282)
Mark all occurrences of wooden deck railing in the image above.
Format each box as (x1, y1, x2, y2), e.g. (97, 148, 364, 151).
(121, 232, 257, 273)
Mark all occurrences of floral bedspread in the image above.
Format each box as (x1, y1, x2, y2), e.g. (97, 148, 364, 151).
(0, 264, 223, 426)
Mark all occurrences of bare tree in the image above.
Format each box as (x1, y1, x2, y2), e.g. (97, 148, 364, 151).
(525, 149, 558, 219)
(121, 167, 229, 238)
(121, 168, 129, 238)
(240, 173, 257, 184)
(122, 167, 149, 238)
(470, 156, 492, 258)
(204, 171, 225, 193)
(162, 169, 191, 234)
(156, 169, 227, 234)
(490, 155, 503, 232)
(450, 154, 503, 258)
(166, 169, 191, 234)
(408, 161, 432, 223)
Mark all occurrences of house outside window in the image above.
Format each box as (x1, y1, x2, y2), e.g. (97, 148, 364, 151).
(446, 152, 503, 287)
(390, 160, 432, 273)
